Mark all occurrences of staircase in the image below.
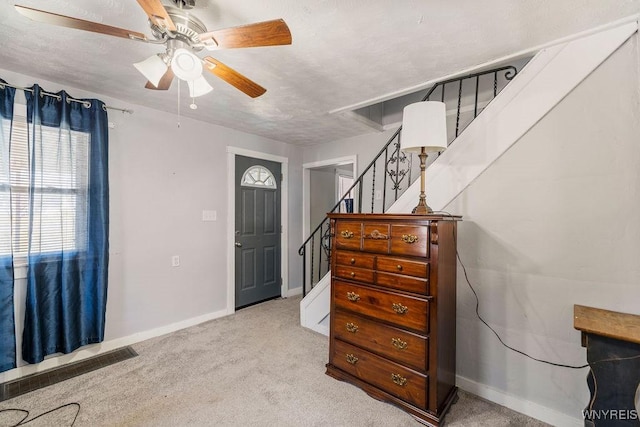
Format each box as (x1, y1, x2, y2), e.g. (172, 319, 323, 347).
(298, 22, 637, 336)
(298, 66, 521, 334)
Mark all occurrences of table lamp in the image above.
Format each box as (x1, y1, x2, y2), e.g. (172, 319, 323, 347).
(400, 101, 447, 214)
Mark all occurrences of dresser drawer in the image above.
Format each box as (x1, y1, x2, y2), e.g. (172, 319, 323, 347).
(334, 265, 374, 283)
(335, 251, 375, 269)
(375, 272, 429, 295)
(332, 339, 427, 408)
(333, 280, 430, 333)
(390, 225, 429, 257)
(377, 256, 428, 278)
(333, 309, 428, 372)
(362, 223, 390, 254)
(334, 221, 362, 251)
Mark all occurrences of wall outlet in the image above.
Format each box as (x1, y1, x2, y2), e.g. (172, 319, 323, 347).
(202, 210, 217, 221)
(171, 255, 180, 267)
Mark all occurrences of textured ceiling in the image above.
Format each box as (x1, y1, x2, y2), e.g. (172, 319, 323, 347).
(0, 0, 639, 145)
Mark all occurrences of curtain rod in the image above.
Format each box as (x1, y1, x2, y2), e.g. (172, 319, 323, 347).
(0, 81, 134, 114)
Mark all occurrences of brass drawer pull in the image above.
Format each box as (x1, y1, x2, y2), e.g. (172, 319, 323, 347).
(350, 272, 356, 278)
(396, 264, 403, 271)
(391, 337, 408, 350)
(402, 234, 419, 244)
(346, 322, 359, 333)
(369, 229, 388, 239)
(392, 302, 408, 314)
(391, 373, 407, 386)
(341, 230, 354, 239)
(350, 258, 356, 265)
(346, 354, 359, 365)
(347, 292, 361, 302)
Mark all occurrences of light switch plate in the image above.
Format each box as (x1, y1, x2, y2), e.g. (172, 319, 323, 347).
(202, 210, 217, 221)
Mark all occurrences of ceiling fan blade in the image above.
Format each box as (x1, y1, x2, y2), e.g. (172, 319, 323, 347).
(145, 68, 174, 90)
(135, 0, 176, 31)
(14, 5, 148, 40)
(203, 57, 266, 98)
(199, 19, 291, 50)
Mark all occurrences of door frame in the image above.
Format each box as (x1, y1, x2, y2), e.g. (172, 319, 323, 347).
(226, 147, 289, 314)
(302, 155, 357, 241)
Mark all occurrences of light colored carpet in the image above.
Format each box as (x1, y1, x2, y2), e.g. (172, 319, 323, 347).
(0, 297, 550, 426)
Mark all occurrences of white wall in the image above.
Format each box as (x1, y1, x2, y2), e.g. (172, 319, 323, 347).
(309, 168, 337, 229)
(303, 128, 397, 175)
(0, 67, 303, 379)
(448, 35, 640, 422)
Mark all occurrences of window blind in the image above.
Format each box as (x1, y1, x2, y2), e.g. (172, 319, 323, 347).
(0, 109, 89, 258)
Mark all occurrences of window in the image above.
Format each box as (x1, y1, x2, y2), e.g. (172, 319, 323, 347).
(241, 165, 277, 189)
(0, 104, 89, 258)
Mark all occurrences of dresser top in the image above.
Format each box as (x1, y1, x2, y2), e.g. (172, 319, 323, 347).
(327, 213, 462, 221)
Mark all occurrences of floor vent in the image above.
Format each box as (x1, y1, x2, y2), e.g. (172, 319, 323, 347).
(0, 346, 138, 402)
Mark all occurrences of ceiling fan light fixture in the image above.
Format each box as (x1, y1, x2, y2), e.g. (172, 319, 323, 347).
(171, 48, 203, 81)
(133, 54, 168, 88)
(188, 75, 213, 98)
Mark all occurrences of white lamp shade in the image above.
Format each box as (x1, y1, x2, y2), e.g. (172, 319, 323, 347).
(171, 48, 203, 81)
(133, 54, 168, 88)
(188, 76, 214, 98)
(400, 101, 448, 153)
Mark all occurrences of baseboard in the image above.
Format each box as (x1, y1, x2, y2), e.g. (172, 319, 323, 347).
(287, 286, 302, 297)
(456, 375, 583, 427)
(0, 307, 230, 384)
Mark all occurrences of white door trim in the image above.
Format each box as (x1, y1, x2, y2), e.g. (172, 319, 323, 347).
(227, 147, 289, 314)
(302, 155, 357, 241)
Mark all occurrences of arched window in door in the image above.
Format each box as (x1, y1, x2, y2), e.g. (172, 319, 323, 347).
(241, 165, 277, 189)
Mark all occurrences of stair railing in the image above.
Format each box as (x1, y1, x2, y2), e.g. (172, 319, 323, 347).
(299, 65, 519, 296)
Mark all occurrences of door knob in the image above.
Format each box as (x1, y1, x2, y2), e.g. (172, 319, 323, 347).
(235, 242, 242, 247)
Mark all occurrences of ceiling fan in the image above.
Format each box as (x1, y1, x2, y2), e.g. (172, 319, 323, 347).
(14, 0, 292, 98)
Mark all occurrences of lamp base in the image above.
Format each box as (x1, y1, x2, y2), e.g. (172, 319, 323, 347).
(411, 201, 433, 215)
(412, 149, 433, 215)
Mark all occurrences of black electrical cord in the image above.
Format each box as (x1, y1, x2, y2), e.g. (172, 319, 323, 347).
(0, 402, 80, 426)
(433, 210, 589, 369)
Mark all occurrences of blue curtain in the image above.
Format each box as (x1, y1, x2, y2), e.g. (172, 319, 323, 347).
(22, 85, 109, 364)
(0, 79, 16, 372)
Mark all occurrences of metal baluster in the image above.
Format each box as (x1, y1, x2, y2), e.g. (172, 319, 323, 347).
(310, 235, 315, 285)
(357, 179, 363, 213)
(318, 226, 323, 281)
(382, 145, 388, 211)
(474, 75, 479, 118)
(326, 222, 331, 272)
(371, 161, 376, 212)
(302, 247, 307, 297)
(494, 72, 498, 97)
(456, 79, 462, 137)
(441, 83, 445, 102)
(394, 141, 400, 200)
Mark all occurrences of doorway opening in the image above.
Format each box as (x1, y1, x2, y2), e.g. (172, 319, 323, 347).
(302, 156, 357, 289)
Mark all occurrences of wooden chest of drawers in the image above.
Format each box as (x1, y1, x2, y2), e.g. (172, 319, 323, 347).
(326, 213, 461, 426)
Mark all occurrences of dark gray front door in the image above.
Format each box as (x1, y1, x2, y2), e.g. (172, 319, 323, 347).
(235, 155, 281, 309)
